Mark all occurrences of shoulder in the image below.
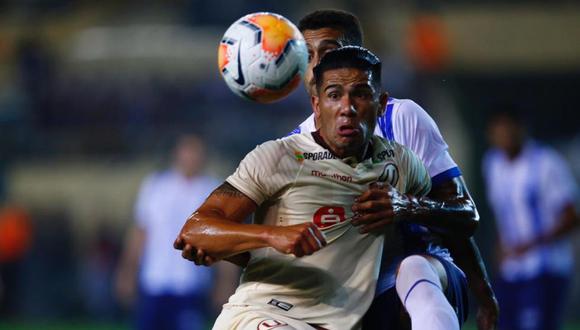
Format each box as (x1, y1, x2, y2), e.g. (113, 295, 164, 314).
(390, 98, 436, 129)
(532, 143, 570, 170)
(197, 175, 222, 188)
(290, 114, 316, 135)
(244, 134, 307, 167)
(483, 148, 502, 167)
(142, 170, 172, 187)
(373, 135, 419, 164)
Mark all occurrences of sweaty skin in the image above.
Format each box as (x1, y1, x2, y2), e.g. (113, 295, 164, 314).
(174, 182, 327, 266)
(312, 68, 387, 161)
(351, 177, 478, 237)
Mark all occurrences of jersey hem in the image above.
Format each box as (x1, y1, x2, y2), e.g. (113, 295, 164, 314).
(431, 167, 461, 186)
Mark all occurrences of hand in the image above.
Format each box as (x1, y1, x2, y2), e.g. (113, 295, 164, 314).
(179, 244, 218, 266)
(114, 268, 137, 308)
(173, 220, 219, 266)
(510, 241, 535, 257)
(351, 182, 408, 234)
(499, 241, 535, 262)
(267, 223, 326, 257)
(476, 296, 499, 330)
(174, 236, 217, 266)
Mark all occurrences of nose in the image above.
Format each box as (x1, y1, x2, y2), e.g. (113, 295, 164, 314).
(338, 96, 357, 117)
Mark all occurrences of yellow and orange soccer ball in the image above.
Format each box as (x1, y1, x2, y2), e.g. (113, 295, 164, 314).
(218, 12, 308, 103)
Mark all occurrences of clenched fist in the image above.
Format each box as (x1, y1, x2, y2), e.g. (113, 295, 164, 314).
(267, 223, 327, 257)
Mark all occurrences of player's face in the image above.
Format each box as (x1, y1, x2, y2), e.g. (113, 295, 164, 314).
(312, 68, 388, 159)
(487, 116, 525, 156)
(303, 28, 345, 96)
(174, 137, 205, 177)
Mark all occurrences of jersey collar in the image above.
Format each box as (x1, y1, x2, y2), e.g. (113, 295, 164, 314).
(311, 130, 374, 167)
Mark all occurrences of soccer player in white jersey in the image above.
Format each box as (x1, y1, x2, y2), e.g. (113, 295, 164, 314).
(115, 135, 238, 330)
(484, 109, 579, 330)
(174, 46, 444, 329)
(290, 10, 497, 330)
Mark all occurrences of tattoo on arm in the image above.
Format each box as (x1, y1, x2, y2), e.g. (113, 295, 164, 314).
(211, 182, 246, 198)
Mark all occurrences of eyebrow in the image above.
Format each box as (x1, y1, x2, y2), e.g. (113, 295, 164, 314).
(353, 83, 374, 90)
(317, 39, 341, 49)
(323, 84, 342, 92)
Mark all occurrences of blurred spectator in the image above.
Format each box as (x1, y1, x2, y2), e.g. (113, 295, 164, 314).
(16, 34, 55, 125)
(0, 204, 32, 317)
(483, 108, 579, 330)
(115, 134, 239, 330)
(80, 224, 121, 321)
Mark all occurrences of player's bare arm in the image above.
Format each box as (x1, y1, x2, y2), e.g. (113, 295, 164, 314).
(352, 176, 478, 237)
(444, 235, 499, 330)
(174, 182, 326, 265)
(506, 203, 579, 258)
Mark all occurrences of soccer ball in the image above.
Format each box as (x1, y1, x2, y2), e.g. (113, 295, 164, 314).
(217, 12, 308, 103)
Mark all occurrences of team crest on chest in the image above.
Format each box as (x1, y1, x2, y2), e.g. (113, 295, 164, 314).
(378, 163, 399, 186)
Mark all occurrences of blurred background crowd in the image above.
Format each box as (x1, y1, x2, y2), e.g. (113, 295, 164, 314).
(0, 0, 578, 329)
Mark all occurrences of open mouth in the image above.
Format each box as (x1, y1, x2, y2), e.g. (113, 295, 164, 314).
(337, 124, 360, 137)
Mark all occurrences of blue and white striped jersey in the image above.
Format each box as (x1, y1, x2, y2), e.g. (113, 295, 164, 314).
(483, 141, 577, 280)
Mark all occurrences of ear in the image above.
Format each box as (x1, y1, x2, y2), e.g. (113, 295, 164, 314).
(311, 95, 321, 120)
(378, 92, 389, 117)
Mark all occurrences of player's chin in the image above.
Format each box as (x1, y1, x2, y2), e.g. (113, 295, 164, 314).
(335, 135, 364, 149)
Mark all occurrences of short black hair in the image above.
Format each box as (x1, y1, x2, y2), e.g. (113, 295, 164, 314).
(298, 9, 363, 46)
(313, 46, 381, 92)
(488, 103, 527, 126)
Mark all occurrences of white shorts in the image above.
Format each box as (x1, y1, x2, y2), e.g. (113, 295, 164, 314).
(212, 305, 320, 330)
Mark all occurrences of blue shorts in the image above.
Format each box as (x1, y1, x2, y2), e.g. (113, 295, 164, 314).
(362, 254, 469, 329)
(495, 273, 570, 330)
(135, 291, 210, 330)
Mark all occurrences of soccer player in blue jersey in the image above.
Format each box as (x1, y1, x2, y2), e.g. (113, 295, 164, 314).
(484, 109, 579, 330)
(293, 10, 498, 329)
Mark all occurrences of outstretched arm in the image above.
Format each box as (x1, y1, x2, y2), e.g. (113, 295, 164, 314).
(174, 182, 326, 265)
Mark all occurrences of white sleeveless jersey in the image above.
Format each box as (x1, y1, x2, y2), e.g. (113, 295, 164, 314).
(224, 132, 430, 329)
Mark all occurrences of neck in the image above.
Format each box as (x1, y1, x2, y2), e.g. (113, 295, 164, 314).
(505, 143, 523, 160)
(176, 166, 199, 178)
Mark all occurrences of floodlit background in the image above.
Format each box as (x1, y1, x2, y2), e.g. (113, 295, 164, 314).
(0, 0, 578, 329)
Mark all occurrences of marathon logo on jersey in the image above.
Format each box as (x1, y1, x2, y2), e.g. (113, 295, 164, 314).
(311, 170, 353, 183)
(258, 319, 289, 329)
(313, 206, 346, 229)
(376, 149, 396, 161)
(378, 163, 399, 186)
(267, 298, 294, 311)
